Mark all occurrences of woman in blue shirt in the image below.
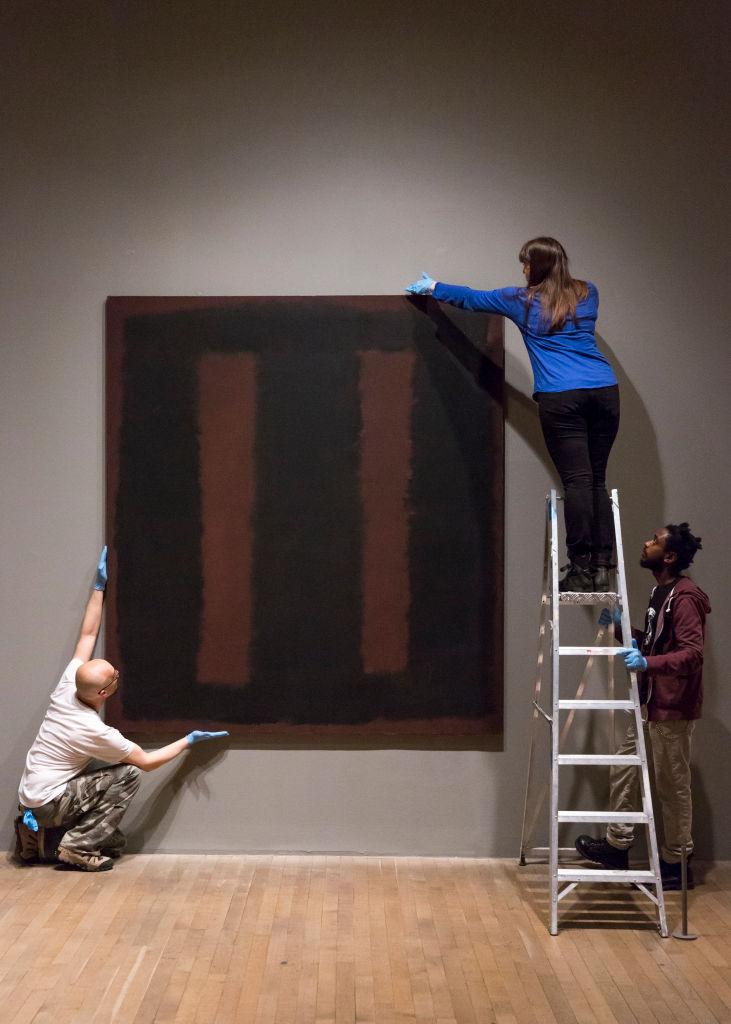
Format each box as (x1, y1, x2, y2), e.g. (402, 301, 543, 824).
(407, 237, 619, 592)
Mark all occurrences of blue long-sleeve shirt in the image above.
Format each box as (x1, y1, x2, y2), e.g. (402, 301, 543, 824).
(433, 281, 617, 396)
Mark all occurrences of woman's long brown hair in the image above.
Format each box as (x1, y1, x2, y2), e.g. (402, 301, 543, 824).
(519, 237, 588, 331)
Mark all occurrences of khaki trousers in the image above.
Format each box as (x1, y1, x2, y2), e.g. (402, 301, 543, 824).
(606, 715, 695, 863)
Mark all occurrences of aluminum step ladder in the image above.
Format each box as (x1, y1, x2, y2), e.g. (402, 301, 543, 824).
(519, 488, 667, 937)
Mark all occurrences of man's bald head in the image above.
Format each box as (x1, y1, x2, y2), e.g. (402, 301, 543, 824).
(75, 659, 119, 705)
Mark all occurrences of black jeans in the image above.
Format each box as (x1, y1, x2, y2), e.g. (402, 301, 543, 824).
(537, 385, 620, 565)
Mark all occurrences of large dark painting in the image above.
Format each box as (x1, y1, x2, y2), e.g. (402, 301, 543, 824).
(105, 296, 504, 737)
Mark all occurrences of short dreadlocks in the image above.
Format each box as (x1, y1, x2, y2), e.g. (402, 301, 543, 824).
(664, 523, 702, 572)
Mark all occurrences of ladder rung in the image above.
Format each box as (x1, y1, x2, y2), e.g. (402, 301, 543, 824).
(559, 699, 634, 710)
(558, 592, 618, 604)
(558, 754, 640, 766)
(558, 868, 658, 884)
(557, 811, 648, 823)
(559, 646, 622, 656)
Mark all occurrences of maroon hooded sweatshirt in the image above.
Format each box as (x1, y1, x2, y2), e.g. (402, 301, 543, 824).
(632, 577, 711, 721)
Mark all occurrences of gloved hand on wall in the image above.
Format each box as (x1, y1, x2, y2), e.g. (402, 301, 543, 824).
(405, 272, 435, 295)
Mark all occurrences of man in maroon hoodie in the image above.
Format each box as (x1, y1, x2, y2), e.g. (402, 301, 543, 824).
(575, 522, 710, 889)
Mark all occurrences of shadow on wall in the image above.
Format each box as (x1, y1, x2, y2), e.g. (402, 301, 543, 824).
(594, 333, 665, 585)
(418, 307, 667, 530)
(123, 743, 229, 853)
(412, 293, 553, 478)
(691, 718, 726, 876)
(419, 308, 666, 551)
(690, 636, 723, 870)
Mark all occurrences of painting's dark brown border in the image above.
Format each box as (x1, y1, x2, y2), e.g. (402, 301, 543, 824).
(105, 295, 504, 739)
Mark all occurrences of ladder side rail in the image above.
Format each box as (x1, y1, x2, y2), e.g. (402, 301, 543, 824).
(549, 489, 561, 935)
(628, 662, 668, 937)
(612, 489, 633, 674)
(608, 598, 616, 744)
(611, 489, 668, 938)
(519, 525, 553, 862)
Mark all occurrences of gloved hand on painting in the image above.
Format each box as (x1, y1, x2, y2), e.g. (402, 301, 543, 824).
(186, 730, 230, 745)
(405, 272, 435, 295)
(94, 546, 108, 591)
(621, 639, 647, 672)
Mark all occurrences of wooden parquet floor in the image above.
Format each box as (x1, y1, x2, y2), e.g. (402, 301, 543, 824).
(0, 853, 729, 1023)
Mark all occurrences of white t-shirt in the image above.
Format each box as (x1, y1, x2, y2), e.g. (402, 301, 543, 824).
(18, 658, 134, 808)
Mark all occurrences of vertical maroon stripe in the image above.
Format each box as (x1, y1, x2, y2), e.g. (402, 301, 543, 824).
(197, 352, 256, 686)
(359, 350, 414, 675)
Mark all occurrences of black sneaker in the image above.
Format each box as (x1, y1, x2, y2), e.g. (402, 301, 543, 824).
(660, 858, 694, 890)
(575, 834, 629, 869)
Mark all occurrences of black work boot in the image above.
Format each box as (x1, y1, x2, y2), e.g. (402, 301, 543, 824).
(660, 857, 694, 890)
(558, 555, 594, 592)
(591, 566, 611, 591)
(575, 834, 629, 869)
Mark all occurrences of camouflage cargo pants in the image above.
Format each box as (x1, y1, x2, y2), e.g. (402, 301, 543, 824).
(20, 763, 141, 857)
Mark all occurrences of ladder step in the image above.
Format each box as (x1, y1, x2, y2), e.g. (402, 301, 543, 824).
(559, 646, 622, 656)
(559, 699, 634, 710)
(558, 754, 640, 766)
(558, 592, 618, 604)
(557, 811, 648, 823)
(558, 868, 658, 884)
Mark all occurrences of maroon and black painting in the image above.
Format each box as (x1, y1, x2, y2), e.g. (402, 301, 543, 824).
(105, 296, 504, 737)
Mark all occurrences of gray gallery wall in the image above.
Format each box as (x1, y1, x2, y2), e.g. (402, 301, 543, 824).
(2, 0, 729, 857)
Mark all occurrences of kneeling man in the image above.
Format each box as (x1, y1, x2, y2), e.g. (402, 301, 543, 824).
(16, 548, 227, 872)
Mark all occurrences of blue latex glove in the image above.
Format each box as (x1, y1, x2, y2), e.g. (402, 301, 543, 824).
(23, 810, 39, 832)
(599, 606, 621, 629)
(622, 639, 647, 672)
(405, 272, 435, 295)
(94, 546, 108, 591)
(186, 730, 230, 745)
